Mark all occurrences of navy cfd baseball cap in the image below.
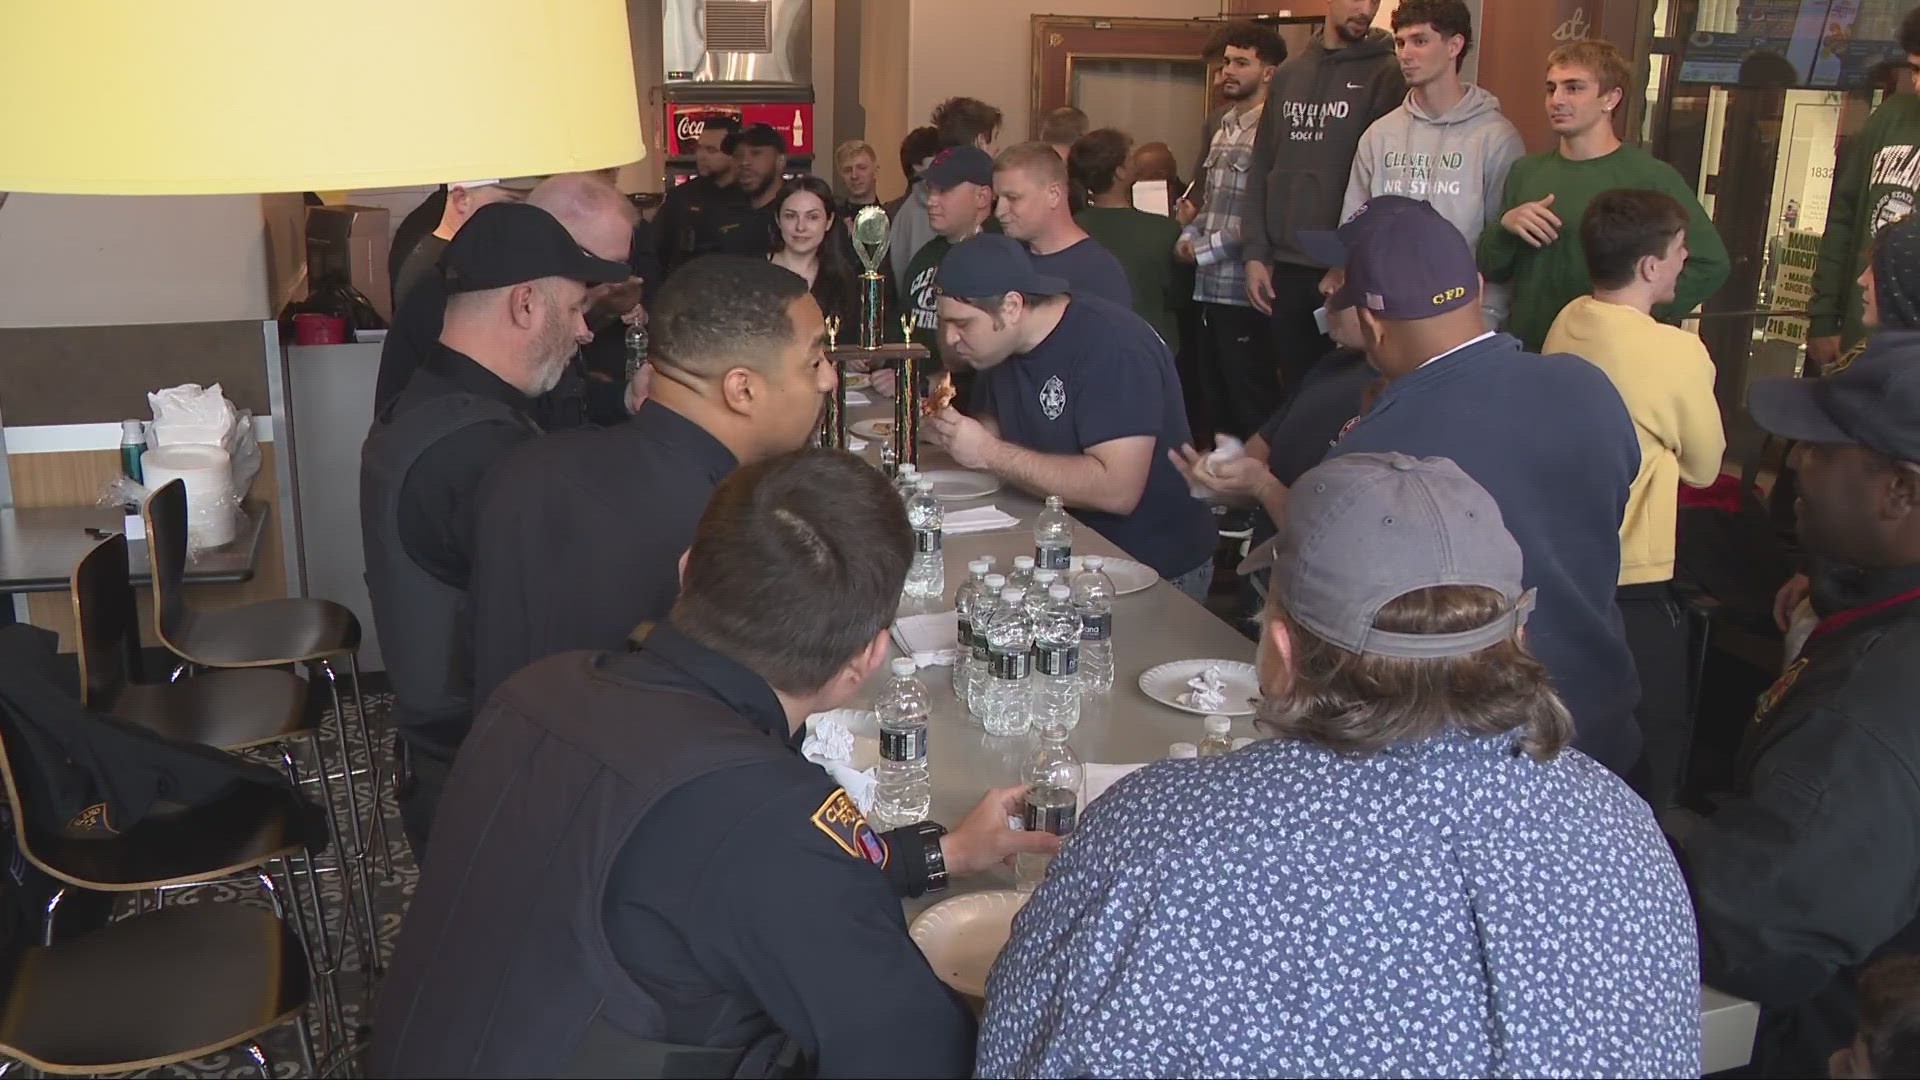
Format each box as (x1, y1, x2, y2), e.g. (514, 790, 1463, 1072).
(936, 234, 1068, 297)
(1748, 330, 1920, 463)
(1298, 196, 1479, 318)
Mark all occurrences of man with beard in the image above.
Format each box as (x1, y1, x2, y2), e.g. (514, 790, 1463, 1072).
(654, 114, 739, 272)
(1178, 21, 1287, 443)
(1242, 0, 1403, 401)
(692, 123, 786, 260)
(360, 201, 630, 860)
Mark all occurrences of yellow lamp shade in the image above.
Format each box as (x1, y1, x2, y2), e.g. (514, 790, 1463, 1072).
(0, 0, 644, 195)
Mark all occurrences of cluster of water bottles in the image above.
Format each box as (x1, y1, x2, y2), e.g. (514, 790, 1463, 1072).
(870, 491, 1127, 889)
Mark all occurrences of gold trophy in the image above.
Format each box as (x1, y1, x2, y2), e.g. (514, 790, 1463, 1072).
(815, 315, 845, 449)
(849, 206, 892, 348)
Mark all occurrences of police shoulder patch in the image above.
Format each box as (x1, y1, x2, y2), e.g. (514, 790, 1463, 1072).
(810, 789, 889, 868)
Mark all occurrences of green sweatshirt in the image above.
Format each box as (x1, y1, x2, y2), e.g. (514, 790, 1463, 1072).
(1809, 94, 1920, 345)
(1075, 205, 1187, 352)
(1478, 144, 1730, 352)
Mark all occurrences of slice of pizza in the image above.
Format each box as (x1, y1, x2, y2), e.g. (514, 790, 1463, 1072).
(922, 371, 956, 417)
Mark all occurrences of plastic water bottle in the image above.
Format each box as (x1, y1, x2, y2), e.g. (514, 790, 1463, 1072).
(953, 559, 992, 702)
(1009, 555, 1036, 594)
(1034, 495, 1073, 571)
(903, 479, 946, 600)
(1071, 556, 1117, 694)
(1023, 569, 1060, 619)
(1033, 582, 1082, 733)
(983, 586, 1034, 736)
(873, 658, 932, 829)
(1199, 714, 1233, 757)
(1016, 726, 1082, 890)
(894, 463, 920, 502)
(966, 574, 1007, 722)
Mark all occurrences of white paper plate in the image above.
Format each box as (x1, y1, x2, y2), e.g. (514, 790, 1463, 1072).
(842, 371, 872, 390)
(922, 469, 1000, 501)
(1067, 555, 1156, 596)
(1139, 659, 1261, 717)
(909, 889, 1029, 1000)
(850, 418, 896, 441)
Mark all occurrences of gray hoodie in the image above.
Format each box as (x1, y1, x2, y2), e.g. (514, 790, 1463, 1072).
(888, 181, 935, 285)
(1343, 84, 1525, 321)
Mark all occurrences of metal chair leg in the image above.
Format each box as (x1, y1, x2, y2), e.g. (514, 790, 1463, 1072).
(274, 857, 344, 1068)
(242, 1039, 274, 1079)
(40, 887, 64, 946)
(309, 657, 376, 976)
(310, 711, 380, 980)
(345, 641, 393, 880)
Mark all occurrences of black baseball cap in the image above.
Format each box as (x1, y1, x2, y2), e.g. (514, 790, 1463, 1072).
(1748, 330, 1920, 463)
(923, 146, 994, 190)
(725, 123, 786, 155)
(1298, 196, 1479, 318)
(935, 234, 1068, 298)
(440, 202, 630, 294)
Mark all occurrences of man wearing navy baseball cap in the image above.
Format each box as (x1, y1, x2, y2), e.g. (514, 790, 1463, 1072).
(1681, 332, 1920, 1077)
(927, 234, 1217, 596)
(1303, 195, 1646, 778)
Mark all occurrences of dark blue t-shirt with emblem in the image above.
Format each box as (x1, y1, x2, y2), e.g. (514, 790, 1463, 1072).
(1031, 238, 1132, 308)
(971, 295, 1215, 577)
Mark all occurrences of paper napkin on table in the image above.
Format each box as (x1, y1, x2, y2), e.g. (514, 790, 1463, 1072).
(943, 505, 1020, 535)
(844, 390, 873, 407)
(802, 709, 878, 813)
(892, 612, 961, 666)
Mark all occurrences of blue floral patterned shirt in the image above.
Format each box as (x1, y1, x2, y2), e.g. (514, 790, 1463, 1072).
(977, 729, 1702, 1078)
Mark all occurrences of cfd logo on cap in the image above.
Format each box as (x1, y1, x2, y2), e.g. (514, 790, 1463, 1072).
(1432, 286, 1468, 306)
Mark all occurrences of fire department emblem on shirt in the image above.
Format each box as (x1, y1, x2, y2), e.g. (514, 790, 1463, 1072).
(1040, 375, 1066, 420)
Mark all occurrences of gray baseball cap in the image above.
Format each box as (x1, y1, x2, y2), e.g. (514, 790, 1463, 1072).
(1238, 452, 1536, 659)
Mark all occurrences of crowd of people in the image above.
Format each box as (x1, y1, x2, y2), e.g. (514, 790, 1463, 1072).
(355, 0, 1920, 1075)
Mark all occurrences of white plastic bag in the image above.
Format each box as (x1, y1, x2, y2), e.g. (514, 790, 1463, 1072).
(145, 383, 259, 499)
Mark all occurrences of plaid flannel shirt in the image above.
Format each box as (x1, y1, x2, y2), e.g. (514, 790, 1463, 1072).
(1182, 102, 1264, 307)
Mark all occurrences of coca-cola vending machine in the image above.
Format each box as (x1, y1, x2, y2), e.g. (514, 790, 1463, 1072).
(659, 0, 815, 187)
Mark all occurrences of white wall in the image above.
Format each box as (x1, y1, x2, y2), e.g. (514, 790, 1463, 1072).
(905, 0, 1225, 147)
(0, 194, 271, 328)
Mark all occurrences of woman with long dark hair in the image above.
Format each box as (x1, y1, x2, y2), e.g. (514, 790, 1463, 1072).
(768, 175, 861, 329)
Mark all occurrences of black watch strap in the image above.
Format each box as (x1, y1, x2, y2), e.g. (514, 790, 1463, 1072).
(911, 821, 949, 895)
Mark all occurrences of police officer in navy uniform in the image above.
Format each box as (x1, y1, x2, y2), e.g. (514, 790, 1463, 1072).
(360, 200, 629, 861)
(371, 449, 1058, 1078)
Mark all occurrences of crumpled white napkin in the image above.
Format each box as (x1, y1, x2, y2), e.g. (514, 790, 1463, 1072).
(943, 504, 1021, 535)
(891, 612, 961, 666)
(1189, 434, 1246, 498)
(801, 710, 878, 813)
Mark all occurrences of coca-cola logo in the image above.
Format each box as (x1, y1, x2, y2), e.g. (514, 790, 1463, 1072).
(675, 115, 707, 142)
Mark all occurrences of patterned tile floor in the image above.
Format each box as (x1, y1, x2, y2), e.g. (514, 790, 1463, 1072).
(129, 689, 413, 1079)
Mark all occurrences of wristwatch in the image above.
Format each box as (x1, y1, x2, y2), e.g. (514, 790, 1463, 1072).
(910, 821, 949, 894)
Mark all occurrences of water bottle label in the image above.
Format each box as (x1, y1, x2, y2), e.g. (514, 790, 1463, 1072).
(956, 617, 973, 649)
(880, 727, 927, 763)
(1080, 612, 1113, 642)
(1023, 795, 1078, 836)
(1037, 642, 1079, 676)
(1036, 545, 1071, 570)
(915, 528, 943, 553)
(991, 650, 1032, 679)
